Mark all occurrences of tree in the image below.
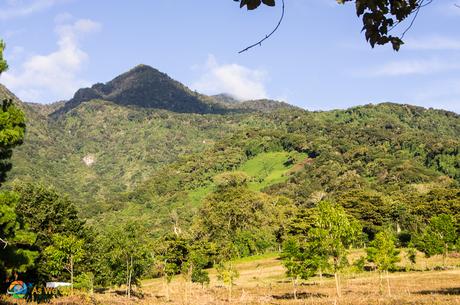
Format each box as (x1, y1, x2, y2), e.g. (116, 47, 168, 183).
(0, 40, 26, 185)
(153, 234, 189, 301)
(415, 214, 458, 268)
(281, 236, 323, 299)
(308, 201, 362, 298)
(216, 261, 239, 302)
(43, 234, 85, 294)
(193, 171, 278, 259)
(95, 222, 151, 298)
(0, 40, 32, 286)
(0, 40, 7, 72)
(234, 0, 425, 51)
(366, 230, 400, 296)
(0, 191, 37, 285)
(13, 182, 84, 251)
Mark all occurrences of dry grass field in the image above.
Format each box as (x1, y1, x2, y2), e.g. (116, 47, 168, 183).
(2, 251, 460, 305)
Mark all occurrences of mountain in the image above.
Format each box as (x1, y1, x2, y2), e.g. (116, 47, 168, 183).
(51, 65, 296, 117)
(1, 66, 459, 234)
(51, 64, 229, 116)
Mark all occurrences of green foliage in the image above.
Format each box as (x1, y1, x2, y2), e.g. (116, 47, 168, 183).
(405, 247, 417, 270)
(214, 171, 249, 189)
(240, 151, 306, 190)
(43, 234, 85, 283)
(310, 201, 362, 272)
(366, 230, 400, 272)
(91, 221, 151, 289)
(153, 234, 189, 281)
(336, 190, 391, 239)
(193, 176, 279, 259)
(0, 98, 26, 184)
(415, 214, 458, 265)
(281, 237, 321, 281)
(0, 191, 37, 281)
(12, 182, 84, 251)
(73, 272, 95, 292)
(216, 261, 239, 289)
(0, 40, 8, 73)
(281, 200, 362, 296)
(0, 63, 459, 290)
(0, 41, 25, 184)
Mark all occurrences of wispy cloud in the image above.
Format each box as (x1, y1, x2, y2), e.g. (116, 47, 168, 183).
(405, 36, 460, 50)
(368, 58, 460, 76)
(0, 0, 67, 20)
(192, 55, 268, 101)
(409, 79, 460, 113)
(435, 1, 460, 17)
(1, 17, 101, 103)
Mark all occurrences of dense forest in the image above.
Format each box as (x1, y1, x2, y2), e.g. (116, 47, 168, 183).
(1, 65, 459, 301)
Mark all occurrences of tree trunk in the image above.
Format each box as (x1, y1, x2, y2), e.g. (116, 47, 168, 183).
(386, 270, 391, 297)
(292, 277, 298, 300)
(126, 257, 129, 297)
(319, 268, 323, 286)
(443, 243, 448, 268)
(128, 255, 133, 299)
(229, 283, 232, 302)
(334, 272, 341, 298)
(70, 255, 74, 295)
(164, 277, 170, 302)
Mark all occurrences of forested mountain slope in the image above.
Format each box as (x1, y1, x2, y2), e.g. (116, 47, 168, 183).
(0, 67, 458, 233)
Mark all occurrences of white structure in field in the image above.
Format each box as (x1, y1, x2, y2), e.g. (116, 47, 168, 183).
(45, 282, 71, 288)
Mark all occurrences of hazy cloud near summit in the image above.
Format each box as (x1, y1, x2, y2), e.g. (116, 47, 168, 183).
(1, 17, 100, 103)
(192, 55, 268, 101)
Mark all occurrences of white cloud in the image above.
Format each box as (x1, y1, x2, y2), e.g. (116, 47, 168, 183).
(0, 0, 68, 20)
(1, 18, 101, 103)
(405, 36, 460, 50)
(369, 58, 460, 76)
(192, 55, 268, 101)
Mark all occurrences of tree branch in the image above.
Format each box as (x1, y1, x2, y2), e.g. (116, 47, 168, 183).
(239, 0, 285, 53)
(0, 237, 8, 249)
(388, 0, 432, 38)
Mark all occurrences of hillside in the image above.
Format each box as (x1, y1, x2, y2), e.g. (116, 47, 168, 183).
(1, 67, 459, 229)
(1, 66, 460, 304)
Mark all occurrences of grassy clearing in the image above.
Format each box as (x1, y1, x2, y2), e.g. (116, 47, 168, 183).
(241, 151, 307, 191)
(18, 251, 459, 305)
(187, 151, 307, 205)
(141, 251, 460, 305)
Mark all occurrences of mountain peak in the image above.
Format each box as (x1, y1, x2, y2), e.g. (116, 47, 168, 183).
(51, 64, 226, 117)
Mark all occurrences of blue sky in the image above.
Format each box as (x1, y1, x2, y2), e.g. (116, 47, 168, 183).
(0, 0, 459, 113)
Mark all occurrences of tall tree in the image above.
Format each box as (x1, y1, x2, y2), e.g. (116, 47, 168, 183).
(0, 191, 37, 285)
(281, 236, 323, 299)
(94, 222, 151, 298)
(0, 39, 31, 286)
(11, 182, 85, 282)
(43, 234, 85, 294)
(0, 40, 26, 185)
(193, 171, 278, 259)
(308, 201, 362, 297)
(366, 230, 400, 296)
